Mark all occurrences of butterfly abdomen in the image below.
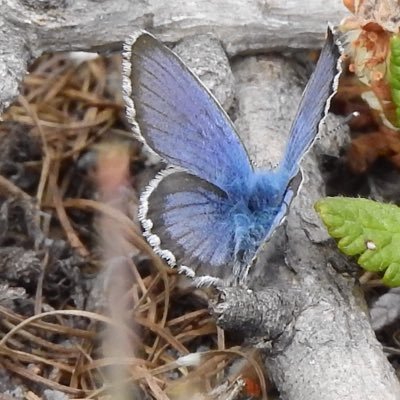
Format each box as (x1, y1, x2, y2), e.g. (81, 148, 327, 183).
(232, 206, 278, 269)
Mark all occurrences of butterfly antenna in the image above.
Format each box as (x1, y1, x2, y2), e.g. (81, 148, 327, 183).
(328, 111, 360, 136)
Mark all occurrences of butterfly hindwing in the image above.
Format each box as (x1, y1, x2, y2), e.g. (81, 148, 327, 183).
(140, 169, 238, 285)
(122, 32, 253, 195)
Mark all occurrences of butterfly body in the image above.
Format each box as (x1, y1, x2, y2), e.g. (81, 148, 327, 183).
(122, 28, 341, 286)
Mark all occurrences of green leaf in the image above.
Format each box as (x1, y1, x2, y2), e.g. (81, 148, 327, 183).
(390, 35, 400, 127)
(315, 197, 400, 287)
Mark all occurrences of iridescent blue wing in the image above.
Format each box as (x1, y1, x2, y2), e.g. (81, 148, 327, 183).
(122, 31, 253, 195)
(279, 27, 342, 179)
(139, 169, 240, 286)
(243, 28, 341, 266)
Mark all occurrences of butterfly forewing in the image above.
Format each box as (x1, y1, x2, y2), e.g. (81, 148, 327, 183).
(123, 32, 253, 195)
(280, 28, 342, 178)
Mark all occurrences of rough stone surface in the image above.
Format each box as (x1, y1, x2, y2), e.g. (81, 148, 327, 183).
(174, 34, 235, 110)
(0, 0, 347, 113)
(223, 50, 400, 399)
(233, 55, 304, 169)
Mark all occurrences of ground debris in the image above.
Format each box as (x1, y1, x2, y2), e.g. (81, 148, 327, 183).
(0, 52, 266, 399)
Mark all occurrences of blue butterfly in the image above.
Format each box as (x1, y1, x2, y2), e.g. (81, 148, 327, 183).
(122, 28, 341, 286)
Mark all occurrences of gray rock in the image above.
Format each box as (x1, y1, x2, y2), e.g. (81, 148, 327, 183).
(174, 34, 235, 110)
